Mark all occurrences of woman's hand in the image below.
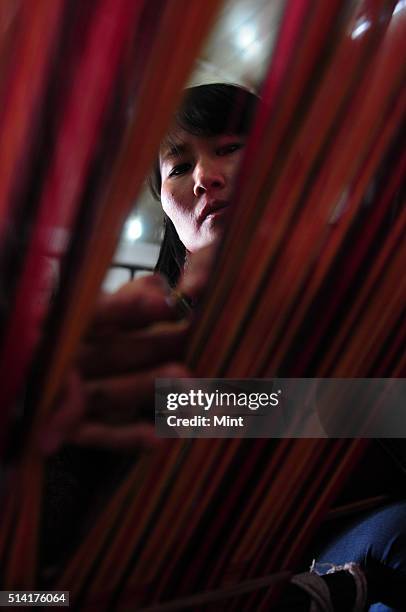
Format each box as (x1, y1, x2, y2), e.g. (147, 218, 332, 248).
(177, 243, 217, 305)
(40, 274, 190, 454)
(39, 244, 216, 454)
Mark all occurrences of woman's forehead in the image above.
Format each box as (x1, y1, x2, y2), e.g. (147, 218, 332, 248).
(159, 130, 190, 169)
(160, 127, 191, 156)
(159, 128, 238, 163)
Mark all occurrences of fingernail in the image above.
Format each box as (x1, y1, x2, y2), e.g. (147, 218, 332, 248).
(154, 274, 172, 295)
(165, 294, 177, 308)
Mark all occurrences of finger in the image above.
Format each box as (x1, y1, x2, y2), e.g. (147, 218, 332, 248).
(39, 362, 189, 453)
(77, 320, 189, 379)
(83, 363, 190, 424)
(70, 422, 161, 451)
(88, 274, 178, 336)
(177, 244, 217, 304)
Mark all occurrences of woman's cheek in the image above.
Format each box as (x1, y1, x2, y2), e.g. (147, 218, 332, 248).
(222, 151, 244, 186)
(161, 189, 178, 219)
(162, 190, 188, 234)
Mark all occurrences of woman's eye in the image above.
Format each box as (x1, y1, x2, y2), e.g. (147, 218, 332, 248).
(169, 163, 191, 177)
(217, 143, 244, 156)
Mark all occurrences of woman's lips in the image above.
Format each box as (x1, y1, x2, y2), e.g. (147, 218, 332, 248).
(199, 200, 230, 223)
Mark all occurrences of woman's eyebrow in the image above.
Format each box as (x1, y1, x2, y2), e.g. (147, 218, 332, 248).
(161, 143, 188, 162)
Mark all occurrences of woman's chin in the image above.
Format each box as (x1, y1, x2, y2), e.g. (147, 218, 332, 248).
(187, 226, 223, 252)
(205, 211, 229, 234)
(203, 224, 225, 247)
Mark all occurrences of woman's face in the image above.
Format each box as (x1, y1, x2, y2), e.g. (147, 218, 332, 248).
(159, 129, 245, 252)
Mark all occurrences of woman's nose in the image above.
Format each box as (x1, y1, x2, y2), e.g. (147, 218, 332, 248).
(193, 160, 225, 197)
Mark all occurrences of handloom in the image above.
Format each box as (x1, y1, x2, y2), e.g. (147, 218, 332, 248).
(0, 0, 404, 609)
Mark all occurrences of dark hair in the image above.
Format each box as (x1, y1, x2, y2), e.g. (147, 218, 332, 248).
(151, 83, 258, 286)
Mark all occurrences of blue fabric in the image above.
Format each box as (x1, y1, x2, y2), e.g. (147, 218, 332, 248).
(315, 501, 406, 611)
